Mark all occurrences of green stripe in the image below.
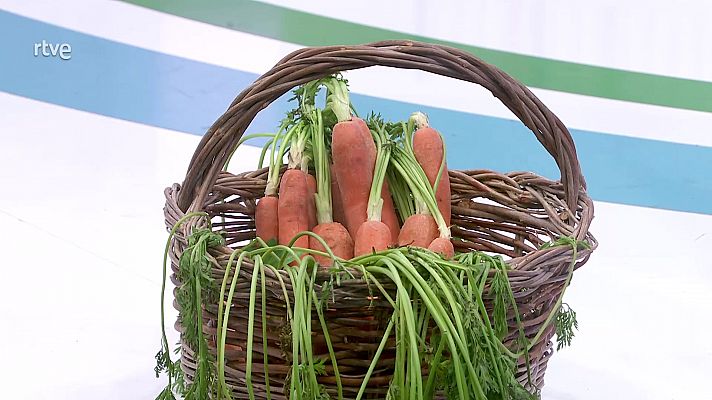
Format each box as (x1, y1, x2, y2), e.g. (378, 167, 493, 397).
(123, 0, 712, 113)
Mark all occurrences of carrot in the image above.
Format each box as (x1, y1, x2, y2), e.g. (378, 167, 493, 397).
(389, 112, 452, 249)
(278, 169, 310, 249)
(353, 117, 371, 139)
(428, 237, 454, 259)
(307, 85, 354, 266)
(330, 165, 346, 225)
(332, 117, 376, 237)
(363, 118, 400, 244)
(271, 92, 317, 254)
(255, 128, 284, 243)
(310, 222, 353, 265)
(354, 220, 391, 256)
(306, 173, 317, 229)
(412, 112, 451, 226)
(334, 113, 401, 243)
(398, 214, 438, 248)
(352, 120, 395, 256)
(255, 195, 279, 243)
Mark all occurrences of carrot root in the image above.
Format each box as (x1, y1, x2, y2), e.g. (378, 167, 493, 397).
(332, 117, 377, 237)
(398, 214, 439, 248)
(309, 222, 354, 266)
(354, 220, 392, 257)
(278, 169, 310, 250)
(428, 237, 454, 259)
(255, 195, 279, 243)
(413, 126, 452, 226)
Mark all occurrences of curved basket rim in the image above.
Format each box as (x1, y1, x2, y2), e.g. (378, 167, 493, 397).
(176, 40, 588, 215)
(166, 165, 597, 271)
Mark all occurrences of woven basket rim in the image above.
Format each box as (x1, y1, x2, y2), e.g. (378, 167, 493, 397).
(165, 164, 597, 270)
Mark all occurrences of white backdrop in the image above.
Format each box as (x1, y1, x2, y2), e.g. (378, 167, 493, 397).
(1, 1, 711, 399)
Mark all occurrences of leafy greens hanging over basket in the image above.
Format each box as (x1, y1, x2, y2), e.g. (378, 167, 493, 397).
(154, 40, 596, 400)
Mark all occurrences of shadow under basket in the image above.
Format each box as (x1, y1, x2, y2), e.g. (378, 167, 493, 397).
(163, 40, 597, 399)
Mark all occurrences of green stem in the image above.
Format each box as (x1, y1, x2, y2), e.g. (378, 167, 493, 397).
(392, 253, 485, 398)
(193, 264, 208, 397)
(285, 267, 300, 399)
(355, 317, 395, 400)
(257, 138, 275, 170)
(304, 264, 321, 393)
(385, 262, 422, 400)
(312, 289, 343, 399)
(366, 121, 391, 222)
(423, 333, 446, 398)
(260, 261, 272, 400)
(245, 256, 263, 400)
(218, 252, 247, 399)
(312, 108, 333, 224)
(158, 212, 208, 394)
(447, 263, 507, 393)
(386, 167, 414, 222)
(266, 123, 300, 196)
(324, 78, 351, 123)
(367, 262, 472, 399)
(224, 132, 276, 171)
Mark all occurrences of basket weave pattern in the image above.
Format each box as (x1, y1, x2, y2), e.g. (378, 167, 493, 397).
(164, 41, 596, 398)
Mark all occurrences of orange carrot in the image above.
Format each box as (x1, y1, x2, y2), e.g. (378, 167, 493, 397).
(310, 223, 353, 266)
(334, 116, 401, 241)
(398, 214, 439, 248)
(428, 237, 454, 259)
(354, 220, 391, 256)
(309, 86, 355, 266)
(257, 129, 282, 243)
(332, 117, 376, 237)
(352, 118, 399, 254)
(413, 124, 451, 226)
(278, 169, 310, 249)
(255, 195, 279, 243)
(386, 112, 453, 251)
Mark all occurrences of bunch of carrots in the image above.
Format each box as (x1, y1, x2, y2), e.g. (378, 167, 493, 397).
(254, 76, 454, 265)
(155, 75, 584, 400)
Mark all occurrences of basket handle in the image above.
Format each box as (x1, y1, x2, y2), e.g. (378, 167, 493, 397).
(177, 40, 586, 212)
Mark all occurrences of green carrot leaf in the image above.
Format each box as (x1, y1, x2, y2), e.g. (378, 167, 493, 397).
(555, 303, 579, 350)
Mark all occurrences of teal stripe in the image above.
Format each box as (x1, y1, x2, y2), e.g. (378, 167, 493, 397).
(2, 11, 711, 215)
(122, 0, 712, 114)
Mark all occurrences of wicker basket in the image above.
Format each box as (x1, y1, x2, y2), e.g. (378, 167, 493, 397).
(164, 40, 596, 399)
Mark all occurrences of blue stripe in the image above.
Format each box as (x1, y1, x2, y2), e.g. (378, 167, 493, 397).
(2, 11, 711, 215)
